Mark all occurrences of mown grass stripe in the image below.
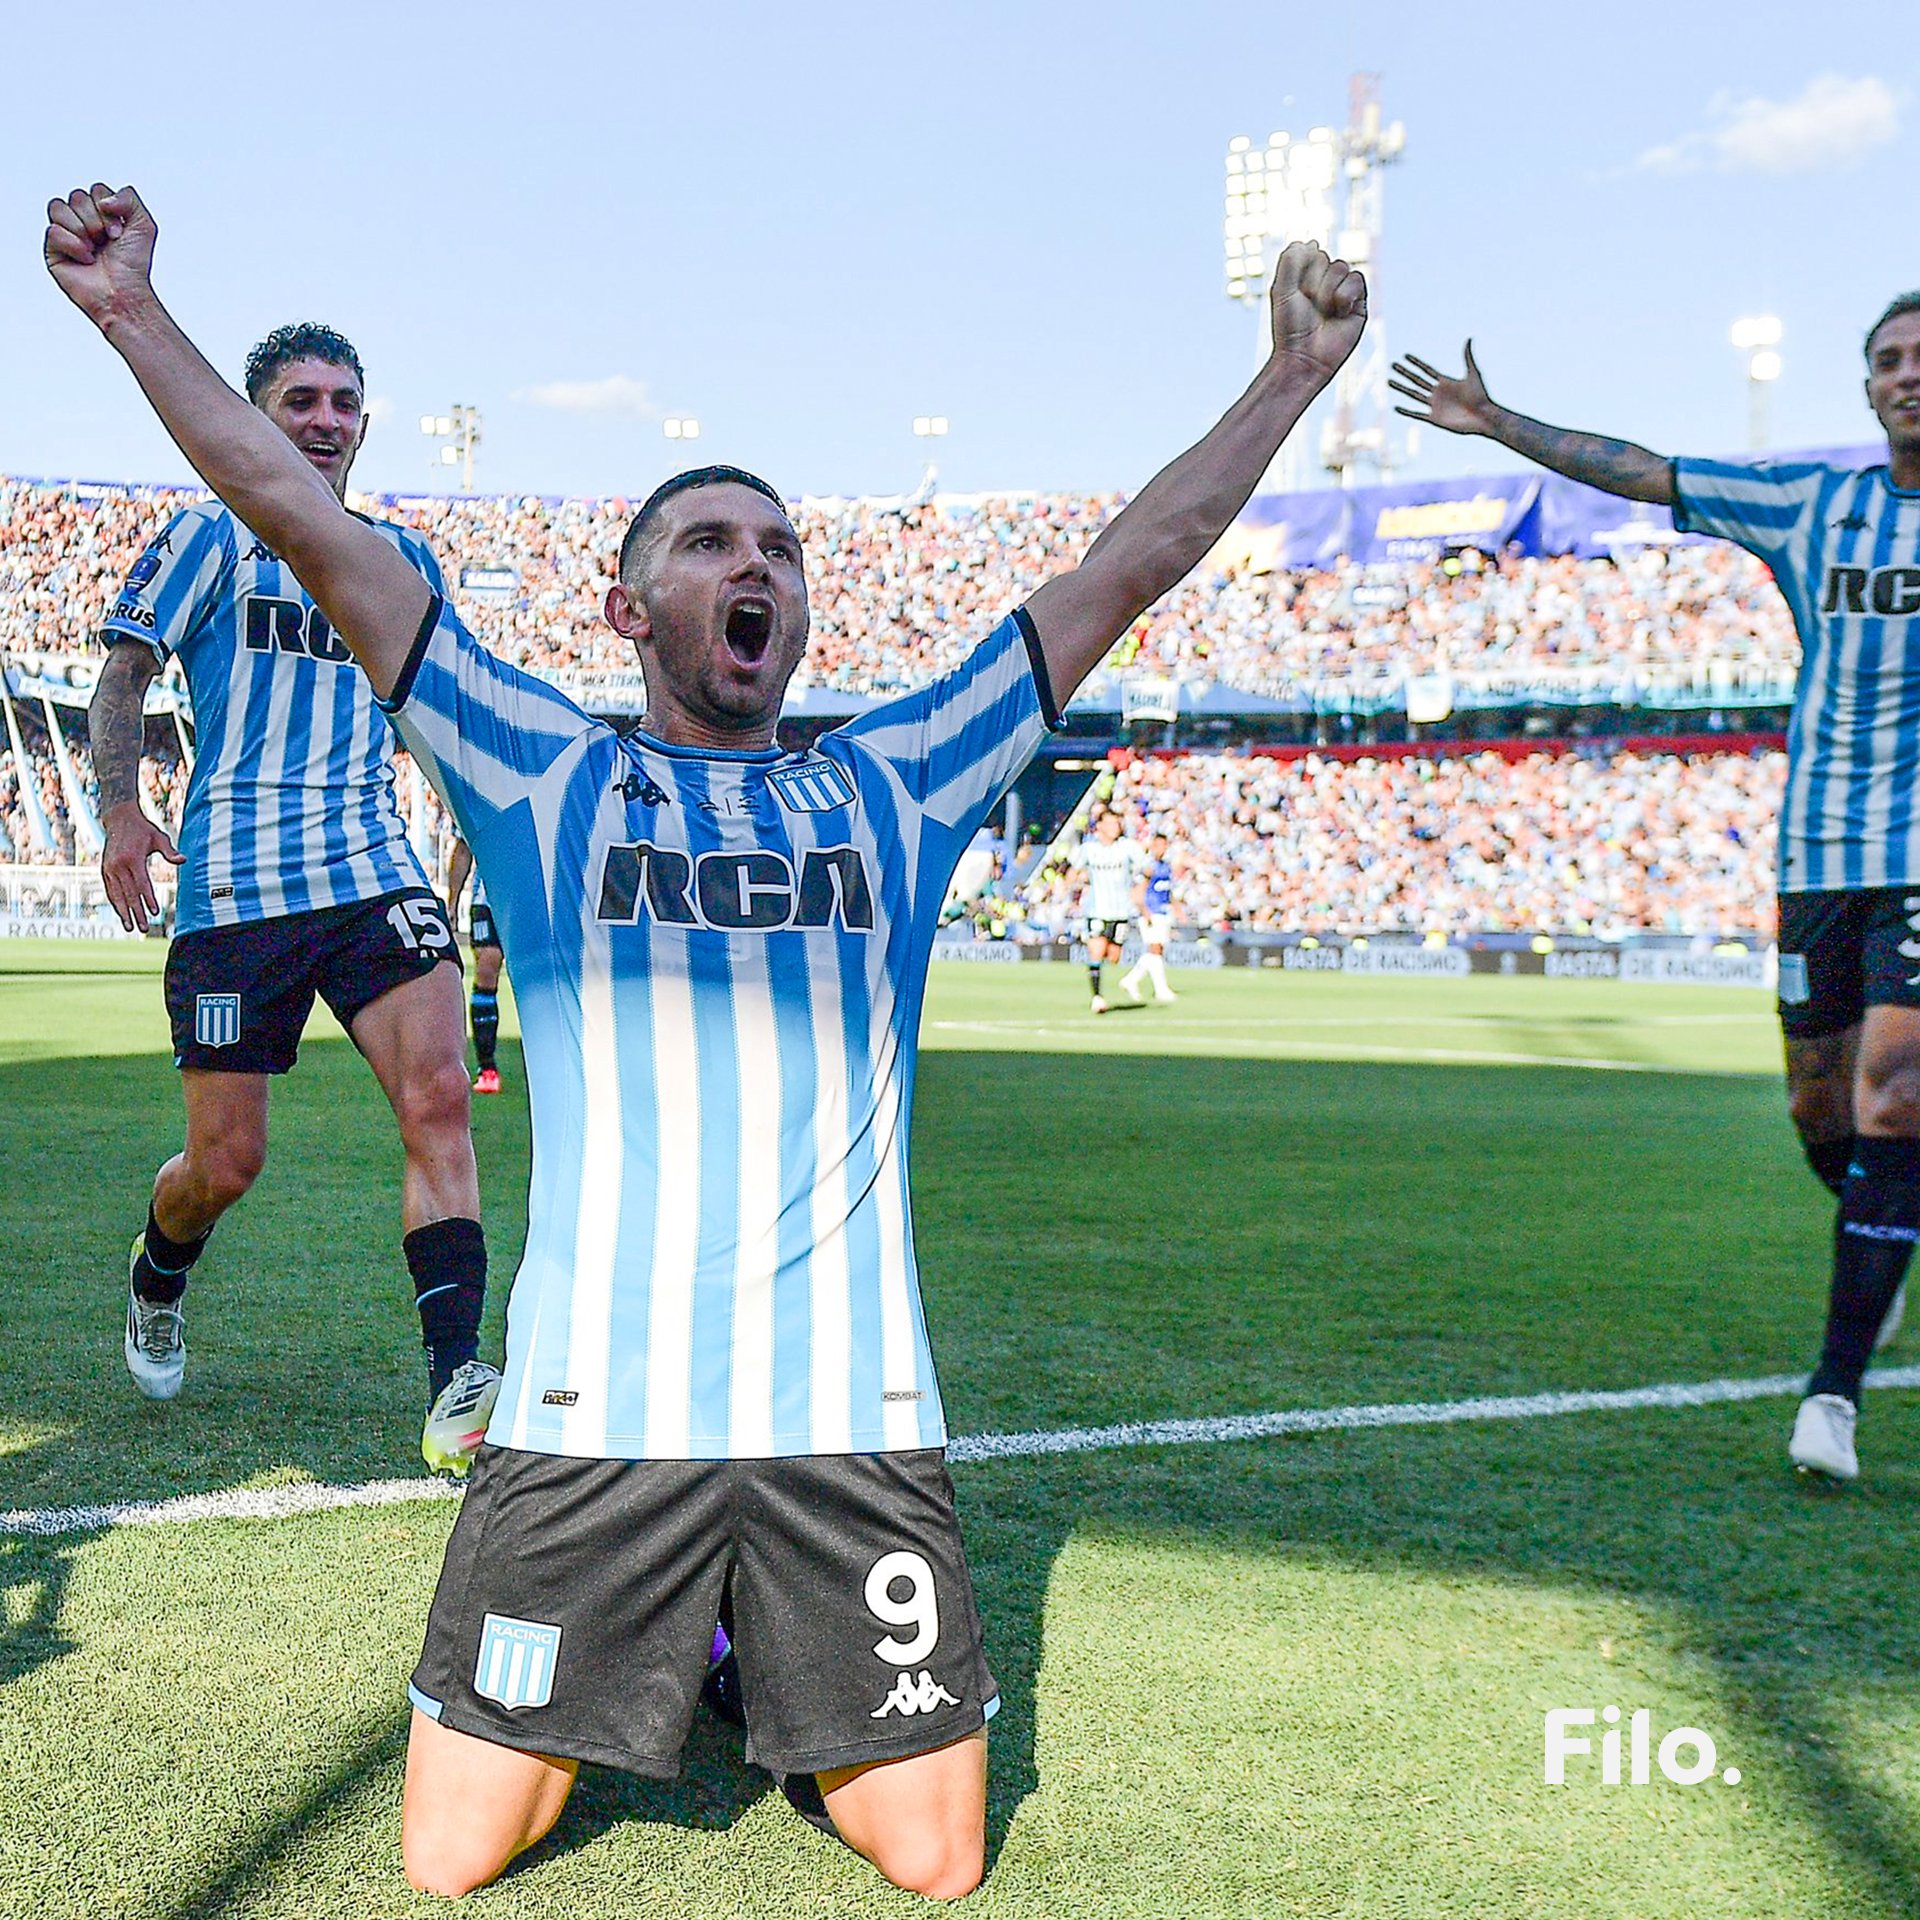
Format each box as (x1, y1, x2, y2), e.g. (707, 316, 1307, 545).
(10, 1363, 1919, 1538)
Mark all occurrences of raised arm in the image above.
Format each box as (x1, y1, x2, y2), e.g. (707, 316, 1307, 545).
(44, 184, 428, 697)
(1388, 342, 1675, 507)
(88, 640, 179, 931)
(1025, 242, 1367, 707)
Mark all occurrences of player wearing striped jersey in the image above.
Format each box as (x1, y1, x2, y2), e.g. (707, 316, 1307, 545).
(1120, 830, 1178, 1004)
(446, 838, 505, 1094)
(1071, 807, 1146, 1012)
(1392, 293, 1920, 1483)
(86, 319, 497, 1472)
(48, 180, 1365, 1898)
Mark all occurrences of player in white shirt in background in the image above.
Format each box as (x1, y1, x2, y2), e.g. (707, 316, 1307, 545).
(1072, 807, 1147, 1013)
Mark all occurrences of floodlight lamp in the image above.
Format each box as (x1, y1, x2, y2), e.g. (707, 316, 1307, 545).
(418, 415, 436, 435)
(1749, 350, 1783, 382)
(930, 417, 949, 435)
(1730, 315, 1783, 351)
(912, 417, 930, 436)
(1229, 135, 1251, 152)
(436, 416, 453, 436)
(439, 446, 459, 464)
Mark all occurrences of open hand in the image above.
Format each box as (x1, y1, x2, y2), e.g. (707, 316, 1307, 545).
(1389, 343, 1499, 437)
(1268, 242, 1367, 381)
(100, 802, 182, 934)
(44, 184, 158, 331)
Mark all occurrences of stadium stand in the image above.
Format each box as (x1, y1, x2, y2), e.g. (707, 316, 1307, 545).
(0, 474, 1797, 936)
(3, 475, 1796, 695)
(1013, 745, 1781, 942)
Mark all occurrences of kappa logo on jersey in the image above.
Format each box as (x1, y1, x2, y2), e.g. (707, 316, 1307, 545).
(768, 757, 857, 814)
(474, 1613, 562, 1711)
(242, 596, 354, 662)
(194, 994, 241, 1048)
(613, 769, 671, 806)
(1821, 565, 1920, 618)
(597, 842, 875, 932)
(870, 1670, 961, 1719)
(1834, 513, 1872, 532)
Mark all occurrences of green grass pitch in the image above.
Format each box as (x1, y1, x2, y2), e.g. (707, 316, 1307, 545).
(4, 943, 1920, 1917)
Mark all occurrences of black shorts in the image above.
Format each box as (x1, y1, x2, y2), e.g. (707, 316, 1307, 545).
(164, 887, 458, 1073)
(410, 1445, 997, 1780)
(1776, 886, 1920, 1038)
(1087, 917, 1131, 947)
(470, 902, 501, 951)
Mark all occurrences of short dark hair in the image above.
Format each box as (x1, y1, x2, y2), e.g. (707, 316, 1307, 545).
(618, 465, 792, 585)
(243, 323, 365, 404)
(1866, 292, 1920, 359)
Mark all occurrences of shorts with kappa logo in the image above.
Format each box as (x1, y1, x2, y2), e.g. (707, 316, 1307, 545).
(1086, 916, 1132, 946)
(1776, 886, 1920, 1038)
(164, 887, 459, 1073)
(409, 1444, 998, 1781)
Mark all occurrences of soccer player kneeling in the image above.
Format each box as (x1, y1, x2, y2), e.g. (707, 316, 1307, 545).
(48, 178, 1364, 1896)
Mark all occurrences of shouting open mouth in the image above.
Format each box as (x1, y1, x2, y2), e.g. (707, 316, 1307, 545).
(724, 596, 775, 667)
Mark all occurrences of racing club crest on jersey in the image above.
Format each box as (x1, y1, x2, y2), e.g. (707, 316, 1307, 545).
(768, 757, 856, 814)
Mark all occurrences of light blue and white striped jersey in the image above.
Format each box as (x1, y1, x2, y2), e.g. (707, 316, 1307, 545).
(384, 594, 1058, 1460)
(100, 502, 442, 932)
(1673, 459, 1920, 892)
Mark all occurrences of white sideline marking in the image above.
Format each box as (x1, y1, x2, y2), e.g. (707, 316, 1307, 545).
(9, 1365, 1920, 1539)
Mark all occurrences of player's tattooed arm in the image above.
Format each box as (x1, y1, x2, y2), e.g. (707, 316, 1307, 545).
(43, 184, 429, 699)
(1388, 343, 1676, 506)
(1027, 241, 1366, 708)
(88, 641, 181, 933)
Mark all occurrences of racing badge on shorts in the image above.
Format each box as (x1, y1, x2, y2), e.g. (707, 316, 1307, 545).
(474, 1612, 563, 1710)
(195, 994, 241, 1048)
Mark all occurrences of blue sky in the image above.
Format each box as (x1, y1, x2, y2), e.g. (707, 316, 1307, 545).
(5, 0, 1912, 500)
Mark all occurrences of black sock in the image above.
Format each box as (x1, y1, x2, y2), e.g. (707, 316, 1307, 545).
(1809, 1136, 1920, 1402)
(134, 1202, 210, 1305)
(471, 990, 499, 1071)
(407, 1217, 488, 1400)
(1088, 963, 1103, 1000)
(1803, 1133, 1855, 1199)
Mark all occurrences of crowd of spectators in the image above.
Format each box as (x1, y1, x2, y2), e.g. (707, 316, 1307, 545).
(2, 475, 1797, 699)
(0, 476, 1795, 938)
(1009, 747, 1783, 941)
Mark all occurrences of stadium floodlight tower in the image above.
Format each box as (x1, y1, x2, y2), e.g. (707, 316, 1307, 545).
(1224, 124, 1338, 492)
(1730, 316, 1783, 452)
(1223, 73, 1405, 492)
(420, 404, 483, 490)
(1323, 74, 1407, 488)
